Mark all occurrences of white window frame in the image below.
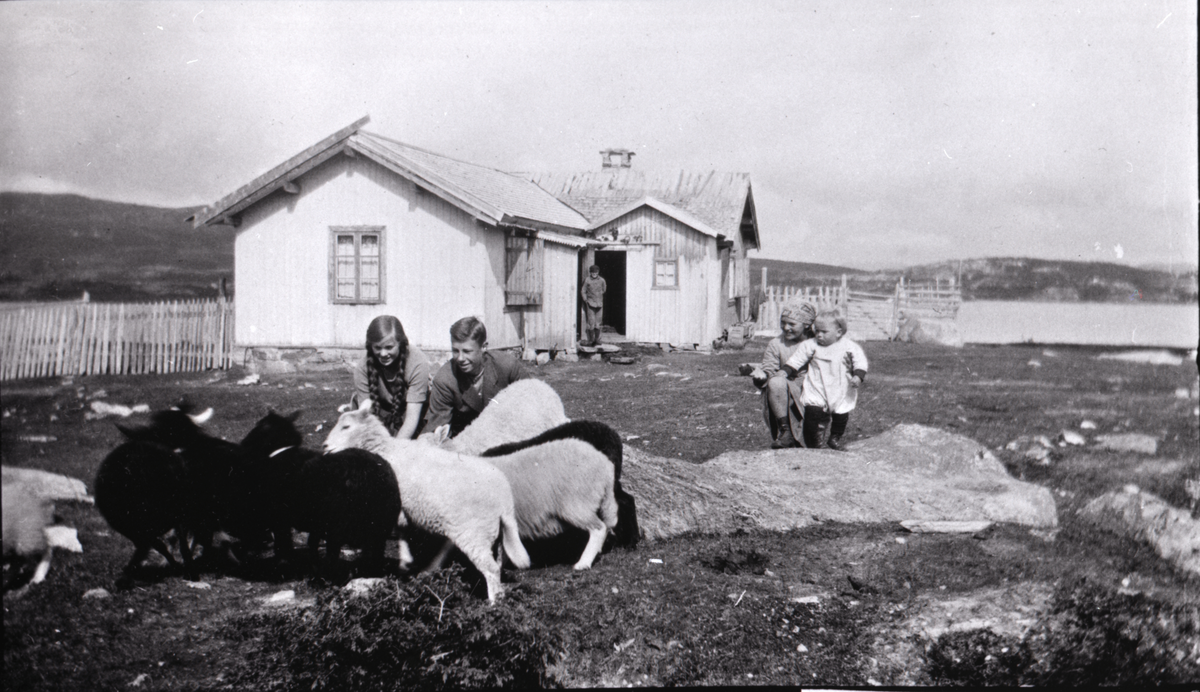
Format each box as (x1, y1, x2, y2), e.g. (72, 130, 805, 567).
(653, 257, 679, 290)
(329, 226, 385, 304)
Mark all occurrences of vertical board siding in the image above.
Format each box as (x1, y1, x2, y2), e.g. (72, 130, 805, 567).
(235, 155, 506, 352)
(598, 207, 716, 345)
(517, 241, 581, 350)
(0, 299, 235, 381)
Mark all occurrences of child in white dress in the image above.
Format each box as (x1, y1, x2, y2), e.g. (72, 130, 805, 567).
(782, 309, 868, 450)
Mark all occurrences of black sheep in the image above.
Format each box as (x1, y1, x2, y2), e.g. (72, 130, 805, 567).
(115, 404, 256, 563)
(93, 439, 201, 582)
(239, 410, 402, 578)
(481, 419, 639, 549)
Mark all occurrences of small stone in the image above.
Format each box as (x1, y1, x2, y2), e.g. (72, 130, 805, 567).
(1059, 430, 1086, 446)
(265, 589, 295, 604)
(796, 644, 808, 653)
(83, 588, 111, 600)
(1080, 420, 1098, 429)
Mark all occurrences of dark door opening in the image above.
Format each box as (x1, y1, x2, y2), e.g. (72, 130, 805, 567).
(587, 251, 626, 337)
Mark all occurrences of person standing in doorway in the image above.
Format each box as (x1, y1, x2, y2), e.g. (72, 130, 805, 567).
(581, 264, 607, 347)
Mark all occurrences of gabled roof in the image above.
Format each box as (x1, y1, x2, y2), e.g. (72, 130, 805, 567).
(586, 196, 722, 237)
(191, 116, 760, 250)
(523, 170, 759, 248)
(192, 117, 589, 233)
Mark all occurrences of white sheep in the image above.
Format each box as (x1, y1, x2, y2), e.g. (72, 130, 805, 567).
(485, 438, 618, 570)
(323, 400, 530, 604)
(430, 379, 569, 455)
(3, 482, 83, 596)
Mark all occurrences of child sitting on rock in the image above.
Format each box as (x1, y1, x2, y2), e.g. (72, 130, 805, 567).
(782, 308, 868, 450)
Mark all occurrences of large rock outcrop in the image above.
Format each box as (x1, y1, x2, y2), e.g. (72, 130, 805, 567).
(622, 424, 1057, 542)
(1078, 486, 1200, 577)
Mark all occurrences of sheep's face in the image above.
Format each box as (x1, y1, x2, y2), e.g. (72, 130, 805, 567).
(323, 400, 382, 453)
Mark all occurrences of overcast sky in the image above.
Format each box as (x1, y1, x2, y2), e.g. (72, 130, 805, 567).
(2, 0, 1196, 270)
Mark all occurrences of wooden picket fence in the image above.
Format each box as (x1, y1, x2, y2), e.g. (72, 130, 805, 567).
(0, 299, 235, 381)
(754, 279, 961, 341)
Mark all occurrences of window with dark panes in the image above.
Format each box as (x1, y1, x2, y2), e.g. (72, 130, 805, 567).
(330, 226, 384, 304)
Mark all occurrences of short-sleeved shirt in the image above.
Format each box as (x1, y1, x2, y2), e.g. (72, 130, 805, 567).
(351, 346, 432, 425)
(425, 350, 526, 437)
(582, 275, 606, 309)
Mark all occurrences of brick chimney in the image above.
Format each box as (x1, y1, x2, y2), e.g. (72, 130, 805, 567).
(600, 148, 635, 168)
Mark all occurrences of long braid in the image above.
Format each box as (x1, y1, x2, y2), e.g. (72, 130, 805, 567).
(364, 316, 412, 435)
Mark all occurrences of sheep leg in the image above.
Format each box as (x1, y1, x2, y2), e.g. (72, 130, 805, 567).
(573, 519, 609, 571)
(422, 538, 456, 574)
(613, 487, 639, 549)
(397, 538, 414, 572)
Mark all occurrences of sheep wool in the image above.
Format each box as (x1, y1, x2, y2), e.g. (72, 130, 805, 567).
(324, 402, 530, 604)
(443, 379, 569, 455)
(484, 437, 618, 570)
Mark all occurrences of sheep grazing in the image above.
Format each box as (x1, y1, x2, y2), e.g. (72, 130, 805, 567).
(324, 400, 530, 604)
(93, 439, 201, 582)
(482, 438, 618, 570)
(437, 379, 569, 455)
(238, 410, 401, 578)
(482, 420, 639, 550)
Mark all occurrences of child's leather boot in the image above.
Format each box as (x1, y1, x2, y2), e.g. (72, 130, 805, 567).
(772, 418, 798, 449)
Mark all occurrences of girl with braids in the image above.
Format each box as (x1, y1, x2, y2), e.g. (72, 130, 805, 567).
(350, 315, 431, 439)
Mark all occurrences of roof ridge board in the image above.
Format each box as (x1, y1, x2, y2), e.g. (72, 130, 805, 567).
(194, 115, 369, 227)
(349, 136, 506, 225)
(358, 130, 526, 179)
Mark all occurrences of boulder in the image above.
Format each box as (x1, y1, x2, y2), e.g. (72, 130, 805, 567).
(621, 424, 1057, 542)
(1078, 487, 1200, 576)
(2, 466, 92, 503)
(895, 314, 963, 348)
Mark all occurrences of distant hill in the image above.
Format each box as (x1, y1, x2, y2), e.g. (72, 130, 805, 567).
(1, 192, 1194, 305)
(750, 256, 1197, 304)
(0, 192, 232, 302)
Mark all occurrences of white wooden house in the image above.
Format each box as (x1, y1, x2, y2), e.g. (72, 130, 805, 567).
(191, 117, 759, 366)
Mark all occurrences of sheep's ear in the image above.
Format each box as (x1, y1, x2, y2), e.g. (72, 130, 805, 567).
(116, 423, 140, 439)
(286, 410, 302, 422)
(188, 407, 214, 424)
(357, 398, 373, 412)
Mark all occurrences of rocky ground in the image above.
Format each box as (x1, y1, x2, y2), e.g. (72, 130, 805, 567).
(3, 340, 1198, 688)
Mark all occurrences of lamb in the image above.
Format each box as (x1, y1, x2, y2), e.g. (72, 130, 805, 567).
(323, 400, 530, 603)
(482, 438, 618, 570)
(238, 410, 401, 578)
(432, 378, 569, 455)
(481, 420, 639, 549)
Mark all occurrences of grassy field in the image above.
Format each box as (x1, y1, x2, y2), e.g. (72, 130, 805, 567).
(3, 341, 1198, 688)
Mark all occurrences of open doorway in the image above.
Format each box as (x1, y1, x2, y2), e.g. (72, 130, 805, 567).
(582, 250, 626, 339)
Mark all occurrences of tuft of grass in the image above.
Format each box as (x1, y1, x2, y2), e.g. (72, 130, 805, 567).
(222, 565, 563, 691)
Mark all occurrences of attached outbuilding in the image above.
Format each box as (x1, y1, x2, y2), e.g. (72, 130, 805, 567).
(191, 117, 759, 369)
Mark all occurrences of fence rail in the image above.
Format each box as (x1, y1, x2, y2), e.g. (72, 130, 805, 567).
(0, 299, 235, 381)
(753, 279, 962, 341)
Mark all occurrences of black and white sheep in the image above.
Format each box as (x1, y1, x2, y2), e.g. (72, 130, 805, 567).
(238, 410, 401, 578)
(431, 379, 569, 455)
(481, 437, 618, 570)
(323, 400, 530, 603)
(481, 420, 639, 549)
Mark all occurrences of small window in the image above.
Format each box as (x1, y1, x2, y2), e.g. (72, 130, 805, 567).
(330, 226, 385, 304)
(653, 258, 678, 289)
